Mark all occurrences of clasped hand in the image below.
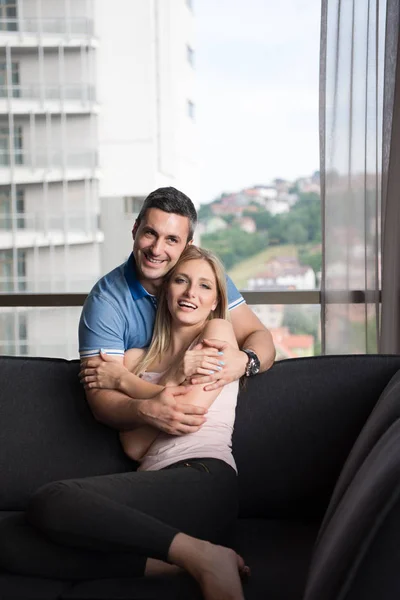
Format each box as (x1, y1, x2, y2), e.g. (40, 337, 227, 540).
(183, 339, 247, 391)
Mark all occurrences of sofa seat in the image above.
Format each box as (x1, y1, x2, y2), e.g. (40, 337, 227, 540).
(0, 515, 320, 600)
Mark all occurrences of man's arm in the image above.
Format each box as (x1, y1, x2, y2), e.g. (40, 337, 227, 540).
(191, 303, 276, 390)
(79, 293, 207, 434)
(81, 355, 207, 434)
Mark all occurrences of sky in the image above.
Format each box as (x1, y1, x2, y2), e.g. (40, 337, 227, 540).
(194, 0, 321, 203)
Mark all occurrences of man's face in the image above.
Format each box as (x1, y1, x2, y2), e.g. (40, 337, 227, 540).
(132, 208, 191, 291)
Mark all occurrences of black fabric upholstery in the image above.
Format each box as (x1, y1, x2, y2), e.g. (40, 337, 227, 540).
(0, 357, 134, 510)
(233, 354, 400, 518)
(304, 419, 400, 600)
(1, 354, 400, 599)
(318, 367, 400, 541)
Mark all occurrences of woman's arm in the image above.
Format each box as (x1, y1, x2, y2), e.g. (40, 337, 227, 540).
(80, 348, 165, 399)
(120, 319, 238, 461)
(176, 319, 239, 410)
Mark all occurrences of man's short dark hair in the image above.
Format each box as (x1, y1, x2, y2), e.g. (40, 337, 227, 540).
(136, 187, 197, 241)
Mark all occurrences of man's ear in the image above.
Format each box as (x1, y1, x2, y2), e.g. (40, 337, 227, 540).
(187, 238, 194, 246)
(132, 221, 139, 239)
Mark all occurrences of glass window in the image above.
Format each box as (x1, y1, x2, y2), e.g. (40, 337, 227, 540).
(0, 188, 24, 229)
(0, 248, 26, 291)
(0, 125, 23, 165)
(0, 61, 19, 97)
(124, 196, 145, 215)
(0, 0, 17, 31)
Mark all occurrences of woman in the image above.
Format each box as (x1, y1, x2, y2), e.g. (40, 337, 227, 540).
(2, 246, 248, 600)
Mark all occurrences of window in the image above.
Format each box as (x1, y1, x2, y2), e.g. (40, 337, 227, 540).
(0, 125, 23, 165)
(0, 0, 17, 31)
(187, 99, 195, 120)
(124, 196, 145, 215)
(187, 45, 194, 67)
(0, 61, 19, 97)
(0, 188, 24, 229)
(0, 248, 26, 292)
(186, 0, 194, 12)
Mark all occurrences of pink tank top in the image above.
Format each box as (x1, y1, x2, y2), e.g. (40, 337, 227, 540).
(138, 373, 238, 473)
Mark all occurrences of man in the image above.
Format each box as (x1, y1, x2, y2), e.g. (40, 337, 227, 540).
(79, 186, 275, 435)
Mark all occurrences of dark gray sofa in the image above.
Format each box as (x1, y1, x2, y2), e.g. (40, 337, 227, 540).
(1, 354, 400, 599)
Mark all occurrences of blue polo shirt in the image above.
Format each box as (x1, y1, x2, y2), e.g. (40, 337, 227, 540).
(79, 253, 245, 359)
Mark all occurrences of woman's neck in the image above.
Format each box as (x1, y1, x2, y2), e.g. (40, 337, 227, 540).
(168, 321, 206, 357)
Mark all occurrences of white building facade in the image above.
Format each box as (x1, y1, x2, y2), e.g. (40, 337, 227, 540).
(0, 0, 197, 356)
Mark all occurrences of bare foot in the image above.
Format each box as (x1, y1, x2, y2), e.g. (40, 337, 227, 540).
(195, 542, 246, 600)
(169, 534, 246, 600)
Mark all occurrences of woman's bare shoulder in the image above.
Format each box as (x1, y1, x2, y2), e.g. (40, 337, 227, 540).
(124, 348, 146, 371)
(202, 318, 237, 346)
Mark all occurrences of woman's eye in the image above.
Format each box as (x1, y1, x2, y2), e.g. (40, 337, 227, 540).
(201, 284, 211, 289)
(175, 277, 186, 284)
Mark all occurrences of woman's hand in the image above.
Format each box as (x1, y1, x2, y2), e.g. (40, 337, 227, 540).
(79, 351, 129, 390)
(182, 342, 225, 379)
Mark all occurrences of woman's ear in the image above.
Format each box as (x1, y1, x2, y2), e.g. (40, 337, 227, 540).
(211, 300, 218, 312)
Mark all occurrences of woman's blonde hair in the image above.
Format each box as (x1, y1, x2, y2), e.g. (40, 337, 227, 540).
(134, 245, 229, 376)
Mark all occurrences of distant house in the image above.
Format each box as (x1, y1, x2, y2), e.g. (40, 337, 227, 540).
(247, 256, 316, 290)
(204, 217, 228, 234)
(270, 326, 315, 359)
(237, 216, 256, 233)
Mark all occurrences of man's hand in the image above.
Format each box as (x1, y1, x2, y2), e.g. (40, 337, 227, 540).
(79, 351, 129, 390)
(138, 386, 208, 435)
(190, 338, 247, 391)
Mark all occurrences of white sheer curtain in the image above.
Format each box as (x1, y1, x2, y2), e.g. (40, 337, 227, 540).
(320, 0, 399, 354)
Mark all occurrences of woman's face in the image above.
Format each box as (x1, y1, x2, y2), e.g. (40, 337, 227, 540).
(167, 259, 219, 326)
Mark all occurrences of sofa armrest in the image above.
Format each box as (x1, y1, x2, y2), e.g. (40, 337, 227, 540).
(304, 419, 400, 600)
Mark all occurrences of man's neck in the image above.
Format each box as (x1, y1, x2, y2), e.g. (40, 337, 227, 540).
(139, 276, 163, 296)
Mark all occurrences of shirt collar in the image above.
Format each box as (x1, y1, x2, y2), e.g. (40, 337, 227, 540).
(124, 253, 155, 301)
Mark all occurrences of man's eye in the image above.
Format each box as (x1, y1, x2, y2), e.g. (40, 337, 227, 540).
(168, 237, 178, 244)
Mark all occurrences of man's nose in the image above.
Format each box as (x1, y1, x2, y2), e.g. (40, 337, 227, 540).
(150, 238, 165, 255)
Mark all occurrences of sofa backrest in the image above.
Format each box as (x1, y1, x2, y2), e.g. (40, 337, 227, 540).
(1, 354, 400, 518)
(0, 357, 133, 510)
(233, 354, 400, 519)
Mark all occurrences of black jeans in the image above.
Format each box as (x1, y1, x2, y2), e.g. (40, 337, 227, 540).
(0, 458, 238, 580)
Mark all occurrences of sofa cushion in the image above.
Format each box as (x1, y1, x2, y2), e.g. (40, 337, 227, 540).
(0, 574, 71, 599)
(0, 357, 134, 510)
(318, 367, 400, 541)
(304, 419, 400, 600)
(233, 355, 400, 518)
(60, 518, 319, 600)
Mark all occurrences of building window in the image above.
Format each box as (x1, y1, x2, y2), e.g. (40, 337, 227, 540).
(0, 61, 19, 97)
(0, 248, 26, 292)
(0, 0, 17, 31)
(187, 45, 194, 67)
(187, 100, 195, 120)
(0, 188, 24, 230)
(0, 125, 23, 165)
(124, 196, 145, 215)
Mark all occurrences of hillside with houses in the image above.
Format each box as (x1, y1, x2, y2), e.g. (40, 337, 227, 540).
(198, 172, 322, 359)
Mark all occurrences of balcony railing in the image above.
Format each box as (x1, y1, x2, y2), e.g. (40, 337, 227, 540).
(0, 211, 99, 232)
(0, 149, 97, 169)
(0, 17, 94, 36)
(0, 84, 96, 102)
